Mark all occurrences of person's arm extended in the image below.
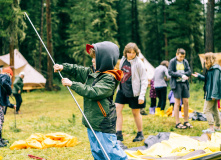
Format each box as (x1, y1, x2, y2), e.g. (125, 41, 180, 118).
(192, 72, 205, 81)
(55, 63, 91, 83)
(69, 74, 116, 100)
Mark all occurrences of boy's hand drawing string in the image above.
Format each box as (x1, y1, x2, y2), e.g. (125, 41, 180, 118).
(24, 12, 110, 160)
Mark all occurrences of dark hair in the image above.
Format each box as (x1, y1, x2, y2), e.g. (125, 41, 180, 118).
(160, 60, 169, 68)
(176, 48, 186, 55)
(123, 43, 139, 58)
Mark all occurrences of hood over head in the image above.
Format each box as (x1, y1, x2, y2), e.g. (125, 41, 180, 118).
(92, 41, 119, 72)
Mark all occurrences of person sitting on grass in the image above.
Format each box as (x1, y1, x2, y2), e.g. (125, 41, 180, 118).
(168, 48, 192, 129)
(192, 52, 221, 133)
(54, 41, 128, 160)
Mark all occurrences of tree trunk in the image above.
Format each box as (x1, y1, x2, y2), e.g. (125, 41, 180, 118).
(9, 37, 15, 82)
(39, 0, 44, 73)
(205, 0, 215, 52)
(131, 0, 141, 48)
(46, 0, 53, 91)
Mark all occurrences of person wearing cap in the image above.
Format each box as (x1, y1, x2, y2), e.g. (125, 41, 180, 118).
(0, 67, 14, 147)
(12, 72, 25, 114)
(54, 41, 128, 159)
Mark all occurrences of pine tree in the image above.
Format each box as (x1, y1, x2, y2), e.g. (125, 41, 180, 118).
(214, 0, 221, 52)
(66, 0, 95, 66)
(140, 0, 165, 66)
(115, 0, 132, 55)
(165, 0, 204, 70)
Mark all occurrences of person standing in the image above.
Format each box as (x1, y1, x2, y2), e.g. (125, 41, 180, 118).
(154, 60, 170, 117)
(168, 48, 192, 129)
(192, 53, 221, 133)
(149, 79, 157, 114)
(0, 67, 14, 147)
(13, 72, 25, 114)
(54, 41, 128, 159)
(115, 43, 148, 142)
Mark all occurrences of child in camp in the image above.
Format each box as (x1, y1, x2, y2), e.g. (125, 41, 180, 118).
(192, 53, 221, 133)
(0, 67, 14, 147)
(115, 43, 148, 142)
(168, 90, 182, 118)
(168, 48, 192, 129)
(54, 41, 128, 160)
(149, 79, 157, 114)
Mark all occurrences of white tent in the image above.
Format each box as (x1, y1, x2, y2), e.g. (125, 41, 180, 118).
(138, 52, 155, 80)
(0, 49, 46, 90)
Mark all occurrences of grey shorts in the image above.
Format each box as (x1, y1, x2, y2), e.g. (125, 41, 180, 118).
(173, 83, 190, 99)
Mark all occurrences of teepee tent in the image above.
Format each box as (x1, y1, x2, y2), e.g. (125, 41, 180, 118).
(138, 52, 155, 80)
(0, 49, 46, 90)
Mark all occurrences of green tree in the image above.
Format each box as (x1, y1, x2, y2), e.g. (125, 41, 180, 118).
(214, 0, 221, 52)
(115, 0, 132, 55)
(165, 0, 204, 71)
(140, 0, 165, 66)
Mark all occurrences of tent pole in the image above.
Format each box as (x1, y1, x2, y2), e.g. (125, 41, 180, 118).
(24, 12, 110, 160)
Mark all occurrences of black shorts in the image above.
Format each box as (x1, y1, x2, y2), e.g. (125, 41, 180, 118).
(115, 90, 146, 109)
(173, 83, 190, 99)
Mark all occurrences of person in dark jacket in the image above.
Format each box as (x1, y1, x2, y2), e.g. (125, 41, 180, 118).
(12, 72, 24, 114)
(192, 52, 221, 133)
(168, 48, 192, 129)
(54, 41, 128, 160)
(0, 67, 14, 147)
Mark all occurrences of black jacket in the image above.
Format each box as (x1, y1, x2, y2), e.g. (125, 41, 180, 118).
(168, 57, 191, 90)
(0, 74, 12, 107)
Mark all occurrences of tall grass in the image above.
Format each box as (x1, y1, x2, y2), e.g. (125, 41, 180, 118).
(1, 82, 208, 159)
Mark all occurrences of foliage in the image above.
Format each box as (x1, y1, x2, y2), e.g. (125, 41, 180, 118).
(0, 0, 220, 80)
(214, 0, 221, 52)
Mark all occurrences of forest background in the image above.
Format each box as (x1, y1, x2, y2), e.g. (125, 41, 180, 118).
(0, 0, 221, 89)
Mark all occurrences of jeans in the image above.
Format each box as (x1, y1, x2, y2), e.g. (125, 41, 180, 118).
(87, 128, 128, 160)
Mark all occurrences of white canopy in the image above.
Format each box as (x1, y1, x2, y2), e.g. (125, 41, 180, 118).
(0, 49, 46, 90)
(138, 52, 155, 80)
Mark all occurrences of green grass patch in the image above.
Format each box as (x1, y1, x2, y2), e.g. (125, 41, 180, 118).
(1, 82, 208, 159)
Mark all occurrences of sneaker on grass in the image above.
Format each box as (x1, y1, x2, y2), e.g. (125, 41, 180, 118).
(133, 134, 144, 142)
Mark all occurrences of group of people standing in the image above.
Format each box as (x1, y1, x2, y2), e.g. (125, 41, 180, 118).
(0, 40, 220, 160)
(0, 68, 24, 147)
(53, 41, 221, 159)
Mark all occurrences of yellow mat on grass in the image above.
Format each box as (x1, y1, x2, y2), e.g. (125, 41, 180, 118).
(10, 132, 80, 150)
(125, 132, 221, 159)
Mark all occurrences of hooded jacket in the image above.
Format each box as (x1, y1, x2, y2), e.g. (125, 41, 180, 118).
(62, 41, 123, 133)
(0, 74, 12, 107)
(197, 64, 221, 101)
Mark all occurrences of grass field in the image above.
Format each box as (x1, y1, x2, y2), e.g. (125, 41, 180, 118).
(0, 81, 209, 160)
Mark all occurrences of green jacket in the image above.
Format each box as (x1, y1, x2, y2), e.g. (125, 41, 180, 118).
(12, 76, 24, 94)
(62, 41, 123, 133)
(198, 64, 221, 100)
